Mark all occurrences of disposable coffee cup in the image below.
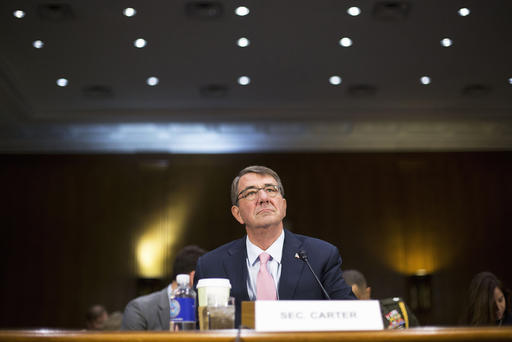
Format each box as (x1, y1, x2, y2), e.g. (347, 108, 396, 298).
(197, 279, 233, 330)
(196, 278, 231, 307)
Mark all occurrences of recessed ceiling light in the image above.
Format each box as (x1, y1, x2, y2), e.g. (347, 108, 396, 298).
(32, 40, 44, 49)
(339, 37, 353, 47)
(420, 76, 431, 85)
(13, 10, 25, 18)
(458, 8, 470, 16)
(146, 77, 159, 86)
(56, 78, 68, 87)
(123, 8, 136, 17)
(235, 6, 250, 16)
(347, 7, 361, 16)
(237, 37, 250, 47)
(441, 38, 453, 47)
(508, 78, 512, 85)
(329, 76, 342, 85)
(238, 76, 251, 85)
(134, 38, 147, 48)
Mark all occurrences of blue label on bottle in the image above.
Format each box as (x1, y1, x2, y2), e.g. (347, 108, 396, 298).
(170, 298, 195, 322)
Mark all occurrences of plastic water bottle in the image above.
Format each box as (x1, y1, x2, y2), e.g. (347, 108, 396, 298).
(169, 274, 196, 331)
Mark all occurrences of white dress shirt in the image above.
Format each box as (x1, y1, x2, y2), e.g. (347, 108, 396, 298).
(246, 229, 284, 300)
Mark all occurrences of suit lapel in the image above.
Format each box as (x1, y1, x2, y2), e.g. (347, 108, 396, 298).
(278, 230, 305, 299)
(224, 237, 250, 301)
(157, 288, 170, 330)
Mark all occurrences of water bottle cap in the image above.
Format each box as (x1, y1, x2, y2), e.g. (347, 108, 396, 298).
(176, 274, 190, 285)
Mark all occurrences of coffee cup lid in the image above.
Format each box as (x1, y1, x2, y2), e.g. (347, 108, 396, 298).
(196, 278, 231, 288)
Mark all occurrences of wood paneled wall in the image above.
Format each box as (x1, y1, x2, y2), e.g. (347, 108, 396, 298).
(1, 152, 511, 328)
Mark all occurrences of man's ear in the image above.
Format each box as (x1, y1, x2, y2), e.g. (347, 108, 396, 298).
(189, 270, 196, 287)
(351, 284, 361, 299)
(282, 198, 287, 218)
(231, 205, 245, 224)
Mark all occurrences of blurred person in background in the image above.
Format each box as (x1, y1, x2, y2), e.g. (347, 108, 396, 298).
(343, 269, 371, 300)
(86, 305, 108, 330)
(461, 271, 512, 326)
(121, 245, 206, 330)
(343, 269, 419, 329)
(100, 311, 123, 330)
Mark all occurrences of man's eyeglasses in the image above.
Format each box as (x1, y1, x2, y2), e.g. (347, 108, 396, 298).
(237, 184, 280, 202)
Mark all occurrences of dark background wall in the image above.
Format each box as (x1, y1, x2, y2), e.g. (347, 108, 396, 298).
(1, 152, 511, 328)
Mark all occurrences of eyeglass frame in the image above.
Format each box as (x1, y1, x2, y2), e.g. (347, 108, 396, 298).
(236, 184, 282, 204)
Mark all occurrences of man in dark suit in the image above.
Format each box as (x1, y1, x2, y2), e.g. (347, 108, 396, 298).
(194, 165, 355, 327)
(121, 245, 206, 330)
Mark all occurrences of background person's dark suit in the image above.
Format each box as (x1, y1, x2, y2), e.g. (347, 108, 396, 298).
(194, 229, 356, 327)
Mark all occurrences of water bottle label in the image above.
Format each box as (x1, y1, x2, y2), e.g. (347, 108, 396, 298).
(170, 298, 195, 322)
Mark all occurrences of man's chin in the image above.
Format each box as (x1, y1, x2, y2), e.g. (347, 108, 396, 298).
(252, 218, 282, 230)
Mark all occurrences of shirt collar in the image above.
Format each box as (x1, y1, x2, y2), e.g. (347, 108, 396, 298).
(246, 229, 284, 266)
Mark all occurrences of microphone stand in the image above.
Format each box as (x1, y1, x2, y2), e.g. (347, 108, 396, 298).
(297, 250, 331, 300)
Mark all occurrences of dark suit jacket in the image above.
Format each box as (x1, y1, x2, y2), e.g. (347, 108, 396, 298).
(194, 229, 356, 327)
(121, 287, 170, 330)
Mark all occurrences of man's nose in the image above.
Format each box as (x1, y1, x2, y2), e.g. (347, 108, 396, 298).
(257, 188, 270, 202)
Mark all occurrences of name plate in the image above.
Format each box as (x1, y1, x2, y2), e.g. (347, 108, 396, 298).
(253, 300, 384, 331)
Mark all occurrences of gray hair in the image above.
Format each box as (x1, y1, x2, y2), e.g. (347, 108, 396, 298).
(231, 165, 285, 205)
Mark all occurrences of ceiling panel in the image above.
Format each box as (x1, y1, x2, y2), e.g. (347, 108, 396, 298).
(1, 0, 511, 152)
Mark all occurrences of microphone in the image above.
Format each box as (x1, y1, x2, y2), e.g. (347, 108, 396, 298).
(295, 250, 331, 300)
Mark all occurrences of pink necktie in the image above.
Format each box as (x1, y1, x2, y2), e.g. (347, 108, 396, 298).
(256, 252, 277, 300)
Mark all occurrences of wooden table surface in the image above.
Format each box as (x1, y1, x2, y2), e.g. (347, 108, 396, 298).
(1, 327, 512, 342)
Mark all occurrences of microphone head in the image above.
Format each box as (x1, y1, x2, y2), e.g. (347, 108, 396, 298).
(297, 250, 308, 261)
